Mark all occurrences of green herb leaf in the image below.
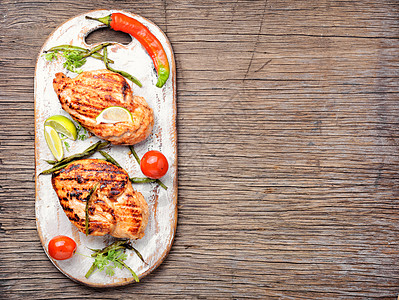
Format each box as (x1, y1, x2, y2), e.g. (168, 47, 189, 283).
(114, 259, 124, 270)
(85, 240, 142, 281)
(62, 50, 86, 74)
(44, 52, 58, 61)
(44, 43, 138, 84)
(117, 252, 127, 262)
(77, 124, 89, 141)
(94, 253, 109, 271)
(106, 249, 119, 261)
(106, 265, 115, 276)
(64, 141, 70, 152)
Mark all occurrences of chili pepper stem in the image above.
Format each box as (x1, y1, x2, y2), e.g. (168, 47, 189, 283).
(85, 15, 112, 26)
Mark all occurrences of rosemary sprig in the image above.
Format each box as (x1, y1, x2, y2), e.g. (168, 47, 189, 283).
(40, 162, 71, 174)
(85, 183, 99, 236)
(117, 259, 139, 282)
(91, 240, 129, 256)
(45, 159, 57, 165)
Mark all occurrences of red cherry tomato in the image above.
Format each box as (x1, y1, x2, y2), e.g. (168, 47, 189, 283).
(48, 235, 77, 260)
(140, 150, 169, 179)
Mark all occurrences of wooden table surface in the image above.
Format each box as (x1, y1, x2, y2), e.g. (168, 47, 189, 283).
(1, 0, 399, 299)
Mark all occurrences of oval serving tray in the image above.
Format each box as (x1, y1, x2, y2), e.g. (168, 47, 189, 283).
(34, 10, 177, 287)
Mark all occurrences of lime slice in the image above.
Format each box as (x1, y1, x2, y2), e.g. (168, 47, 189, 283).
(45, 115, 77, 140)
(44, 125, 64, 161)
(96, 106, 133, 124)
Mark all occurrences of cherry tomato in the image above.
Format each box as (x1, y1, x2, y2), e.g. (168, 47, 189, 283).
(48, 235, 77, 260)
(140, 150, 169, 179)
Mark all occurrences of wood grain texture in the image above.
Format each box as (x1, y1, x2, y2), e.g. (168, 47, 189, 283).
(1, 0, 399, 299)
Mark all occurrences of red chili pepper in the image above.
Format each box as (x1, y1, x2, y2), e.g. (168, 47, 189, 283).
(87, 13, 170, 88)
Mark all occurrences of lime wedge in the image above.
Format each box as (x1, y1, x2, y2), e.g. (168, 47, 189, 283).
(44, 125, 64, 161)
(45, 115, 77, 140)
(96, 106, 133, 124)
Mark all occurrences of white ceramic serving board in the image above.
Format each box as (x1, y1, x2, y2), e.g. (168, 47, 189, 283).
(34, 10, 177, 287)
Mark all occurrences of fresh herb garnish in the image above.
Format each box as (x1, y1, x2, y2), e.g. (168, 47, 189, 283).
(57, 133, 71, 152)
(44, 51, 58, 61)
(44, 49, 86, 74)
(44, 43, 142, 86)
(76, 123, 89, 141)
(85, 183, 99, 235)
(64, 141, 70, 152)
(62, 50, 86, 73)
(85, 239, 143, 282)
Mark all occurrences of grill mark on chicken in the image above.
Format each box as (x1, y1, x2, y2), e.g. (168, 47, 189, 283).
(53, 69, 154, 145)
(57, 167, 126, 176)
(121, 81, 129, 101)
(52, 159, 149, 239)
(68, 212, 84, 223)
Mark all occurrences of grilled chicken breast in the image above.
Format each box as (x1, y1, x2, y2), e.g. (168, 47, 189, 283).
(53, 69, 154, 145)
(51, 159, 149, 239)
